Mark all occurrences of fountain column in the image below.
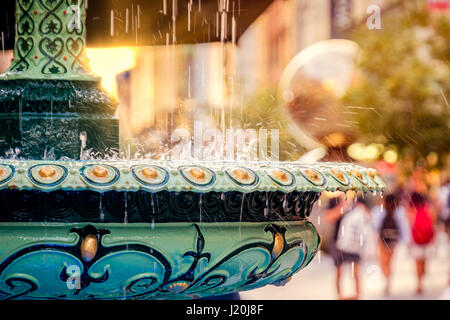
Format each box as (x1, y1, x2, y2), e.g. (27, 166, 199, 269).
(0, 0, 118, 159)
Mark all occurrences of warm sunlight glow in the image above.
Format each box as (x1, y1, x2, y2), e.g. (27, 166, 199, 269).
(86, 47, 136, 96)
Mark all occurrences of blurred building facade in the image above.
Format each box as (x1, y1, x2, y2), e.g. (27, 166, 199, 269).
(112, 0, 392, 155)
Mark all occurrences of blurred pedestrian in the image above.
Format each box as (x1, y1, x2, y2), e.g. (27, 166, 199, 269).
(325, 192, 370, 299)
(437, 177, 450, 237)
(436, 177, 450, 287)
(372, 194, 409, 295)
(407, 192, 436, 295)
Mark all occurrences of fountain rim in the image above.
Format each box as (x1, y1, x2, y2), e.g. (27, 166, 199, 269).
(0, 160, 386, 194)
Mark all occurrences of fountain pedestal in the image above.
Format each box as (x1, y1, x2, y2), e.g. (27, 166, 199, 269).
(0, 0, 118, 159)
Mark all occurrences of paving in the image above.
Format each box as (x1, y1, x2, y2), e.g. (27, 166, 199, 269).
(241, 232, 449, 300)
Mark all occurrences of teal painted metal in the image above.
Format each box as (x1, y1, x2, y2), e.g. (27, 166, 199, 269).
(0, 0, 118, 160)
(0, 221, 320, 300)
(0, 160, 386, 193)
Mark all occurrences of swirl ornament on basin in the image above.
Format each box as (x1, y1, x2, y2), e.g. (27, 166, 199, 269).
(0, 0, 387, 300)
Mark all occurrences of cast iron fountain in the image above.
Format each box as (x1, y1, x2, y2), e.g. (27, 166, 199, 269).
(0, 0, 385, 300)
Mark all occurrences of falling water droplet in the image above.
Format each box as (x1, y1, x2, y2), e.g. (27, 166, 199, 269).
(151, 193, 156, 229)
(110, 10, 114, 36)
(125, 7, 129, 33)
(199, 194, 203, 223)
(1, 32, 5, 59)
(124, 192, 128, 224)
(264, 193, 269, 218)
(99, 193, 104, 222)
(239, 194, 245, 240)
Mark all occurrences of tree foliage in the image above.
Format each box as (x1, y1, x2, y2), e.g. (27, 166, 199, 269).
(343, 1, 450, 165)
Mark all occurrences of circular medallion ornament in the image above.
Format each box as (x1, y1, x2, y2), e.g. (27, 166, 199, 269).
(349, 169, 367, 185)
(29, 164, 67, 187)
(329, 169, 350, 186)
(367, 169, 379, 181)
(299, 168, 325, 186)
(224, 166, 258, 187)
(0, 164, 14, 185)
(366, 169, 383, 187)
(132, 165, 168, 187)
(266, 168, 295, 187)
(179, 166, 215, 187)
(81, 164, 119, 186)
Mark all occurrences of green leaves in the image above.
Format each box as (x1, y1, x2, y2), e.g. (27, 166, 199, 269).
(343, 1, 450, 165)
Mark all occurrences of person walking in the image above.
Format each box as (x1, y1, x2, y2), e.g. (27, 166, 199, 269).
(325, 192, 370, 299)
(407, 192, 436, 295)
(372, 193, 409, 296)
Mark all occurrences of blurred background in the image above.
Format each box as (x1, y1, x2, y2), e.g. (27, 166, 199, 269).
(1, 0, 449, 299)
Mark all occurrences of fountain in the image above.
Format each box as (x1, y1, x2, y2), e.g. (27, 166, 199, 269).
(0, 0, 385, 300)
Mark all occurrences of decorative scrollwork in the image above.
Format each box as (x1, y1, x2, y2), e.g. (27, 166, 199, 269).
(0, 190, 321, 223)
(2, 190, 40, 221)
(17, 0, 35, 35)
(223, 191, 245, 220)
(168, 192, 200, 219)
(38, 0, 64, 35)
(200, 192, 224, 218)
(66, 37, 88, 71)
(10, 37, 34, 72)
(245, 191, 268, 221)
(0, 276, 39, 300)
(38, 190, 73, 221)
(71, 191, 102, 219)
(39, 37, 67, 74)
(136, 191, 169, 222)
(103, 191, 137, 220)
(0, 222, 316, 299)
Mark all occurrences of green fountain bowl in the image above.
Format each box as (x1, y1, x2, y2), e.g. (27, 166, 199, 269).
(0, 160, 384, 300)
(0, 221, 319, 300)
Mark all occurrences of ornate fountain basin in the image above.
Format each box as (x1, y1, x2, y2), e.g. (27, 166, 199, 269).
(0, 160, 385, 300)
(0, 0, 387, 300)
